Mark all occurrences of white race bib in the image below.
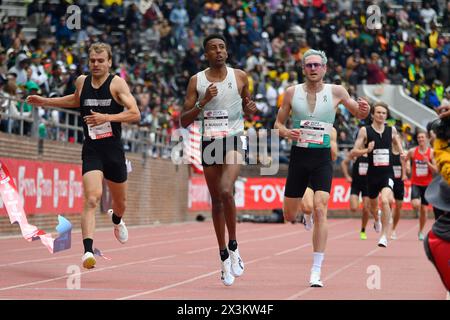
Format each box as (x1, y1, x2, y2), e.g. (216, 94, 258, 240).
(298, 120, 332, 145)
(358, 162, 368, 176)
(415, 161, 429, 177)
(204, 110, 229, 137)
(393, 165, 402, 179)
(373, 149, 390, 166)
(88, 122, 113, 140)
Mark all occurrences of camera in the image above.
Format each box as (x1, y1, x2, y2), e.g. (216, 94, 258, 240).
(428, 117, 450, 141)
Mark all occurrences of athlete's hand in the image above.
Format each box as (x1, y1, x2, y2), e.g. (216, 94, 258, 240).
(345, 175, 353, 183)
(243, 97, 257, 115)
(402, 174, 408, 181)
(84, 110, 109, 126)
(367, 141, 375, 153)
(26, 95, 46, 106)
(288, 129, 301, 141)
(400, 151, 407, 162)
(357, 98, 370, 119)
(436, 105, 450, 119)
(203, 83, 218, 103)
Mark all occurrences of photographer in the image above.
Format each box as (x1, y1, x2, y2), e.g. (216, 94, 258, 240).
(423, 176, 450, 294)
(432, 106, 450, 184)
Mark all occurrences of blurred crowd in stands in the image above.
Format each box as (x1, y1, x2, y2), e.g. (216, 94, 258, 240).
(1, 0, 450, 160)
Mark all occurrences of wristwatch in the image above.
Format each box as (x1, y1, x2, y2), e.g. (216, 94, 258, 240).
(195, 101, 203, 110)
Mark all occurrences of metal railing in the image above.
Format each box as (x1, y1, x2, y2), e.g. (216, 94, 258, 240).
(1, 94, 358, 164)
(0, 94, 172, 158)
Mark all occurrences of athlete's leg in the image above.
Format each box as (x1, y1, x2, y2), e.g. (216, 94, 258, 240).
(312, 191, 330, 253)
(379, 187, 394, 238)
(203, 165, 226, 249)
(106, 179, 127, 218)
(284, 197, 301, 222)
(301, 187, 314, 230)
(419, 204, 428, 236)
(302, 188, 314, 215)
(82, 170, 103, 241)
(222, 150, 243, 242)
(361, 196, 371, 230)
(392, 200, 403, 231)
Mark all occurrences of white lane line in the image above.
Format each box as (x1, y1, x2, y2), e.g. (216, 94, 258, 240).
(117, 221, 356, 300)
(286, 224, 418, 300)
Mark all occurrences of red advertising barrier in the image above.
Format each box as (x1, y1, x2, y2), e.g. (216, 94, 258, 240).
(0, 158, 83, 215)
(189, 176, 415, 211)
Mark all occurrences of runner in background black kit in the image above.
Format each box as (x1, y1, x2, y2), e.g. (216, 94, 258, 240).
(27, 43, 141, 269)
(390, 143, 407, 240)
(353, 102, 406, 248)
(341, 151, 380, 240)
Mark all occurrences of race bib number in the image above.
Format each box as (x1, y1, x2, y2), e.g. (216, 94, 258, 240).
(88, 122, 113, 140)
(204, 110, 229, 137)
(415, 161, 428, 177)
(358, 162, 368, 176)
(393, 165, 402, 179)
(298, 120, 332, 145)
(373, 149, 390, 166)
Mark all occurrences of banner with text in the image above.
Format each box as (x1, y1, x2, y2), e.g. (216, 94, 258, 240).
(188, 176, 414, 211)
(0, 158, 83, 215)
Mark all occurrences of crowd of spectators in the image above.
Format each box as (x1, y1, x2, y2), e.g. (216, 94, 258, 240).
(1, 0, 449, 156)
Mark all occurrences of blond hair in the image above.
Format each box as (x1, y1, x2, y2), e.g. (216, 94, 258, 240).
(88, 42, 112, 60)
(302, 49, 328, 66)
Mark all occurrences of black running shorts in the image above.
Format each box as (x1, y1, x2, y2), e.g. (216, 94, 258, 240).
(350, 178, 369, 198)
(393, 179, 405, 201)
(411, 184, 429, 205)
(367, 174, 394, 199)
(82, 141, 127, 183)
(201, 135, 247, 167)
(284, 147, 333, 198)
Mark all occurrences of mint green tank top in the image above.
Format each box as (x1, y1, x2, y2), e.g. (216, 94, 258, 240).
(291, 83, 336, 148)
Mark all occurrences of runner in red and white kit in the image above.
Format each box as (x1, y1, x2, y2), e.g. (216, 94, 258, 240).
(406, 131, 438, 240)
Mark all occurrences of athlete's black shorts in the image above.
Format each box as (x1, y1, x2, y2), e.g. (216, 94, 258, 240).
(82, 140, 127, 183)
(367, 173, 394, 199)
(411, 184, 429, 205)
(393, 179, 404, 201)
(284, 147, 333, 198)
(350, 178, 369, 198)
(201, 135, 247, 167)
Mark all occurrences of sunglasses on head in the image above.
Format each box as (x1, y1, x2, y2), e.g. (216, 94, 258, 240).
(304, 62, 323, 69)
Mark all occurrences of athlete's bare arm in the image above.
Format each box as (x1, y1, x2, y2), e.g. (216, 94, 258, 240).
(391, 126, 406, 161)
(341, 154, 353, 183)
(26, 75, 85, 108)
(428, 149, 439, 173)
(180, 75, 218, 128)
(333, 85, 370, 119)
(405, 148, 414, 176)
(236, 69, 257, 116)
(274, 86, 299, 141)
(353, 126, 374, 156)
(330, 127, 338, 161)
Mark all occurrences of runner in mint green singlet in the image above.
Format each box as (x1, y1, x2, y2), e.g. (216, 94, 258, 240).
(274, 49, 370, 288)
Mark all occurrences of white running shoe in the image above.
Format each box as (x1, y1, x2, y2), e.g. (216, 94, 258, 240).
(374, 220, 382, 233)
(108, 209, 128, 244)
(304, 214, 313, 231)
(229, 248, 244, 277)
(82, 252, 96, 269)
(390, 231, 397, 240)
(309, 270, 323, 287)
(378, 235, 388, 248)
(221, 257, 235, 286)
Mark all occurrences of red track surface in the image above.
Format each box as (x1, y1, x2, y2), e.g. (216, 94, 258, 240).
(0, 218, 446, 300)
